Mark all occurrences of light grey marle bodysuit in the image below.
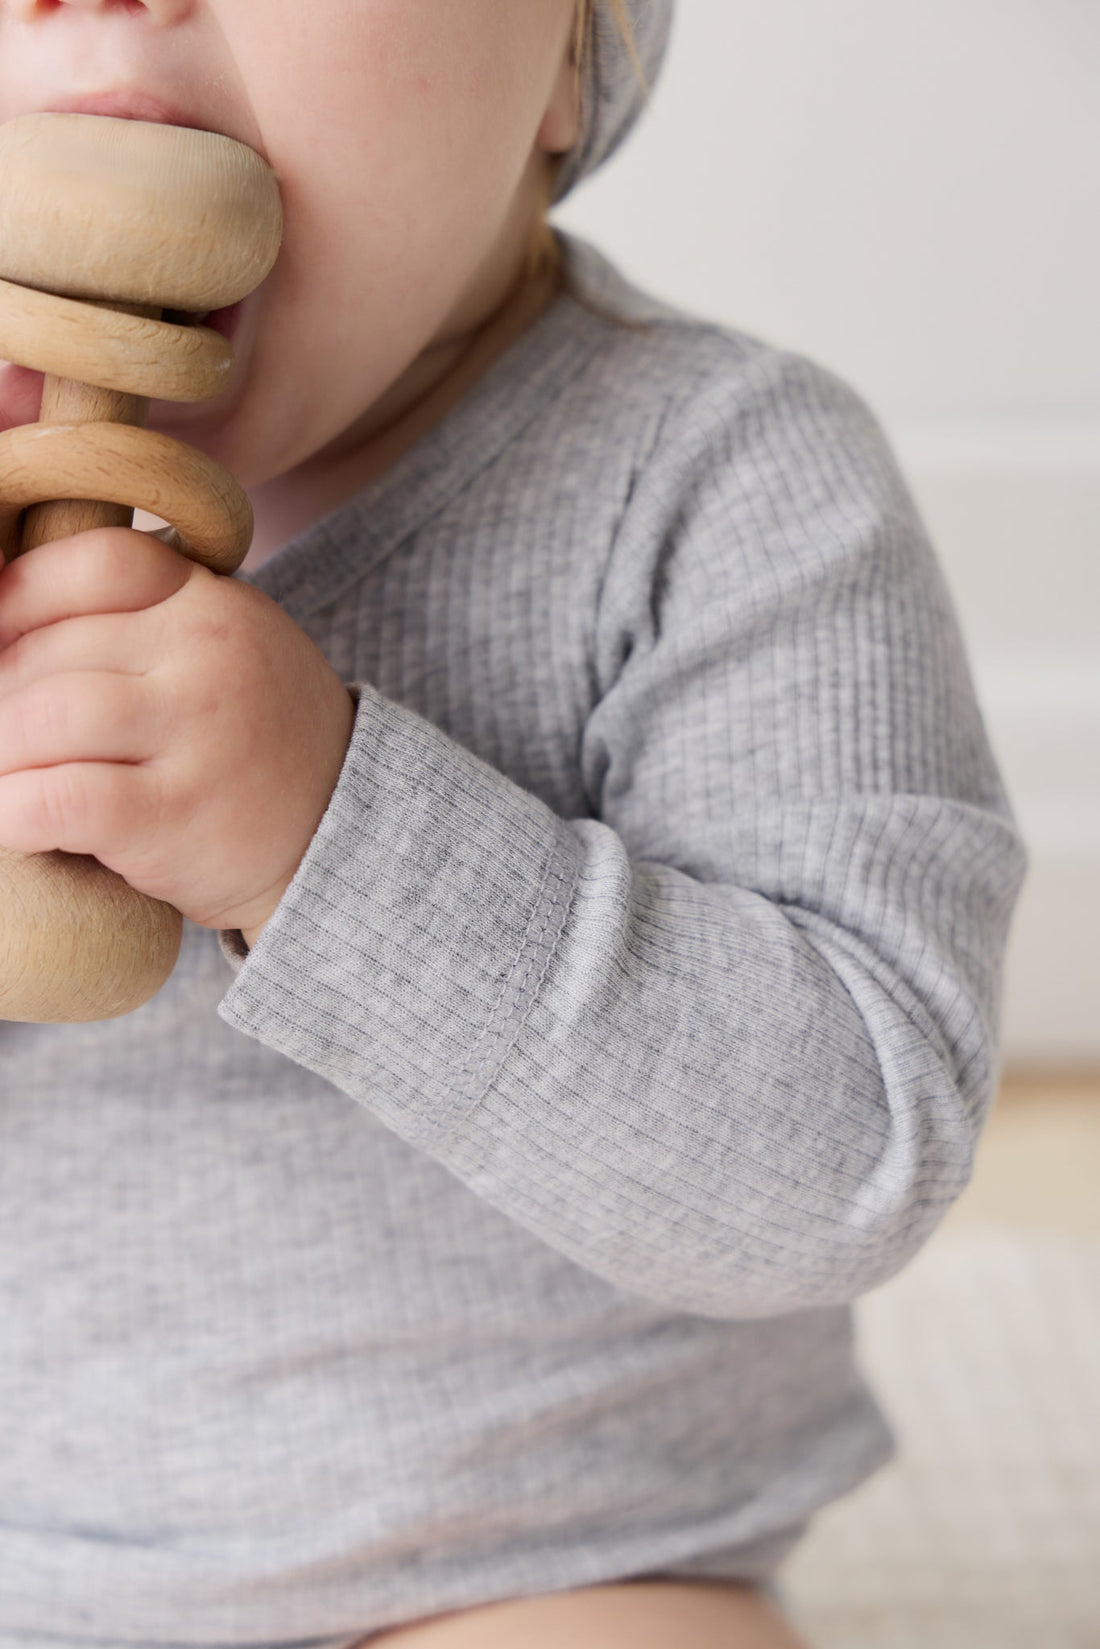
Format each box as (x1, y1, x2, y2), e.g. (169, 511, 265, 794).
(0, 231, 1027, 1648)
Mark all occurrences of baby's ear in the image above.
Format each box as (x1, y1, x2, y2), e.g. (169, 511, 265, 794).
(536, 55, 582, 156)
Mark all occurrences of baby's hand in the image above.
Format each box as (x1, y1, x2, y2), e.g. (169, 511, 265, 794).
(0, 529, 356, 945)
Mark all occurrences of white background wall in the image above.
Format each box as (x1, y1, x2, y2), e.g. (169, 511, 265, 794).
(555, 0, 1100, 1069)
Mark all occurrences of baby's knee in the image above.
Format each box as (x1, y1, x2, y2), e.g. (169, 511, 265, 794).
(364, 1577, 812, 1648)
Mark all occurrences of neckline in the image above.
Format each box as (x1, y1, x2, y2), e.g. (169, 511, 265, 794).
(239, 233, 648, 624)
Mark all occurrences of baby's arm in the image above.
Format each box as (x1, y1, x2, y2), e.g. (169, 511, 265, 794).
(219, 347, 1027, 1321)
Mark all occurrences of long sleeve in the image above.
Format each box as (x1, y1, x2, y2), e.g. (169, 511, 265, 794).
(219, 344, 1028, 1322)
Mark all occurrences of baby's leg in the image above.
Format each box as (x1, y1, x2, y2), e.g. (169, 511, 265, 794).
(363, 1578, 813, 1647)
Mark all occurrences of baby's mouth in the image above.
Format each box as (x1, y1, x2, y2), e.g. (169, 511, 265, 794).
(36, 90, 217, 131)
(163, 301, 243, 342)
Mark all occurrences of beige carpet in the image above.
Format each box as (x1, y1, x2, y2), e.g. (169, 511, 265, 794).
(778, 1222, 1100, 1648)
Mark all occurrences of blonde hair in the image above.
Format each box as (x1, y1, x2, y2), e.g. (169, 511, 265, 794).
(522, 0, 642, 292)
(571, 0, 645, 104)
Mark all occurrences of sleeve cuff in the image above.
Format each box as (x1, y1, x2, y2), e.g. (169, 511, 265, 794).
(216, 676, 580, 1145)
(217, 683, 363, 978)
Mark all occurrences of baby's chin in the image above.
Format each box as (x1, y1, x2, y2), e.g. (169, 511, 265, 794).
(147, 398, 271, 499)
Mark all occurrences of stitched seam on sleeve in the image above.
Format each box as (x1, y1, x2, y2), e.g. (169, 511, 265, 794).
(430, 854, 580, 1150)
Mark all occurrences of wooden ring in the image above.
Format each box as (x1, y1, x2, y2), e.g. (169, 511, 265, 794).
(0, 278, 232, 402)
(0, 423, 252, 574)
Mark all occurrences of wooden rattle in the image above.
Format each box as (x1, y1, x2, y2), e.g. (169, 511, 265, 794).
(0, 113, 282, 1023)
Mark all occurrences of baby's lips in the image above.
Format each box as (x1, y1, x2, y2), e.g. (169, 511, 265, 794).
(0, 357, 44, 435)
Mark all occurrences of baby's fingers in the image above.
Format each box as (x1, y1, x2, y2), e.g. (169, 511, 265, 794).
(0, 671, 158, 777)
(0, 758, 157, 863)
(0, 610, 158, 703)
(0, 528, 195, 648)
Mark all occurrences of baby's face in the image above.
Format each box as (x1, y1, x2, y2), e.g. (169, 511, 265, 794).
(0, 0, 578, 541)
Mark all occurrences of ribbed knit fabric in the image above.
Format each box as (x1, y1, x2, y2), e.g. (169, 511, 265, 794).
(0, 233, 1027, 1649)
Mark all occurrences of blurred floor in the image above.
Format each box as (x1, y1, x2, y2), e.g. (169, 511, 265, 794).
(779, 1068, 1100, 1649)
(943, 1067, 1100, 1234)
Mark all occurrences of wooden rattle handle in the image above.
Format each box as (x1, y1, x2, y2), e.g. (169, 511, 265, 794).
(0, 328, 183, 1024)
(0, 113, 282, 1022)
(22, 315, 153, 551)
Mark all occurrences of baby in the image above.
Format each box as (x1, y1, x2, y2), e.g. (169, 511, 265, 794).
(0, 3, 1027, 1648)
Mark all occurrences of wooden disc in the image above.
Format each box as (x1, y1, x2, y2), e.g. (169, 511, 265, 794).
(0, 845, 181, 1022)
(0, 113, 282, 311)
